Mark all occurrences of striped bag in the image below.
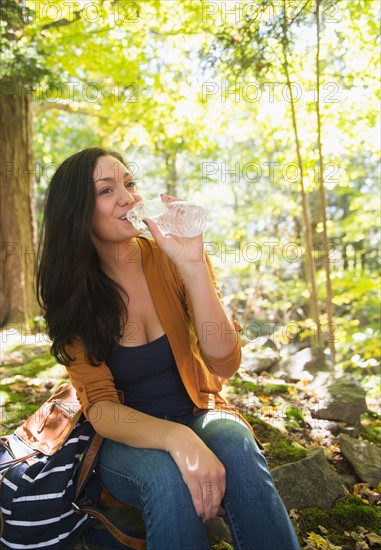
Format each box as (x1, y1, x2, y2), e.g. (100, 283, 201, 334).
(0, 384, 146, 550)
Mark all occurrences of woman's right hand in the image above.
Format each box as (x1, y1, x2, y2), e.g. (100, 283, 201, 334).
(165, 424, 226, 522)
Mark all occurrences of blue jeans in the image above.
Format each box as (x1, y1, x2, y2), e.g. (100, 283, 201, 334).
(98, 411, 300, 550)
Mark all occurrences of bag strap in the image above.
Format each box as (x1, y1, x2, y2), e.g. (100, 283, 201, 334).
(0, 445, 39, 468)
(75, 432, 103, 496)
(74, 433, 146, 549)
(79, 504, 146, 550)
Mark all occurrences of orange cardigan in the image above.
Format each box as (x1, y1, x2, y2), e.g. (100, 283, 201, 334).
(66, 237, 257, 440)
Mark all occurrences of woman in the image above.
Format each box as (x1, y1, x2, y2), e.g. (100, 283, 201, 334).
(37, 147, 300, 550)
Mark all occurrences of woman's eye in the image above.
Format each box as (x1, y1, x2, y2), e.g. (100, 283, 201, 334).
(99, 188, 112, 195)
(125, 181, 137, 189)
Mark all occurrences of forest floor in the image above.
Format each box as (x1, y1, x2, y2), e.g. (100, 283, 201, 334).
(1, 330, 380, 550)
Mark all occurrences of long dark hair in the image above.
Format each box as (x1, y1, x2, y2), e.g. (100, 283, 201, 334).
(37, 147, 128, 366)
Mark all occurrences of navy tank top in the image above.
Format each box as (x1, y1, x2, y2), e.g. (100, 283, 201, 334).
(106, 334, 194, 417)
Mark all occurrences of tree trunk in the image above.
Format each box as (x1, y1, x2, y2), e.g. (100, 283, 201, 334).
(164, 152, 178, 197)
(281, 0, 322, 346)
(0, 80, 40, 327)
(309, 189, 325, 270)
(343, 243, 348, 271)
(315, 0, 335, 360)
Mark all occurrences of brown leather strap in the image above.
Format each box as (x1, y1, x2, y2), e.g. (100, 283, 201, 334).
(0, 448, 38, 468)
(99, 483, 129, 508)
(75, 433, 103, 496)
(81, 506, 146, 550)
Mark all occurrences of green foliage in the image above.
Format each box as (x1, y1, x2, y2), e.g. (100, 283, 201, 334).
(360, 412, 381, 445)
(0, 0, 52, 83)
(284, 405, 306, 429)
(7, 1, 375, 337)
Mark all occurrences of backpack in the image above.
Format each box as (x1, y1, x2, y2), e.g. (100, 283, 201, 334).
(0, 384, 146, 550)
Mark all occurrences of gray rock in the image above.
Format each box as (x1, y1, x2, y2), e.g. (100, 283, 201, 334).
(339, 434, 381, 487)
(271, 347, 331, 382)
(339, 424, 360, 438)
(206, 515, 232, 545)
(242, 346, 280, 373)
(326, 421, 341, 435)
(284, 342, 307, 356)
(261, 337, 279, 351)
(271, 347, 314, 380)
(271, 448, 346, 509)
(325, 421, 360, 438)
(311, 380, 367, 424)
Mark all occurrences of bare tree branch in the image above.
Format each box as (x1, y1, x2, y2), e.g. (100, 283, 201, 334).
(32, 100, 140, 128)
(286, 0, 313, 28)
(33, 101, 110, 122)
(40, 0, 107, 31)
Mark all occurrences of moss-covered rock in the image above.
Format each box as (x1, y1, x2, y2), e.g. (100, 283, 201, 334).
(297, 495, 381, 547)
(269, 438, 308, 465)
(299, 507, 330, 531)
(360, 411, 381, 444)
(229, 376, 290, 397)
(271, 449, 346, 510)
(332, 495, 381, 533)
(243, 415, 307, 468)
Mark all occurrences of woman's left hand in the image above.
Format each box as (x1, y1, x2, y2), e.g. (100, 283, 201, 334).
(143, 194, 205, 267)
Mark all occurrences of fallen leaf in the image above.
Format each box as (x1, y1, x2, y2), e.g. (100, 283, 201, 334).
(306, 532, 343, 549)
(258, 395, 271, 403)
(260, 405, 278, 417)
(354, 483, 381, 505)
(366, 532, 381, 547)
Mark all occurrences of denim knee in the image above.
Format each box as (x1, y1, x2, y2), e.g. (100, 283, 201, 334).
(190, 414, 266, 466)
(99, 439, 196, 518)
(188, 414, 278, 503)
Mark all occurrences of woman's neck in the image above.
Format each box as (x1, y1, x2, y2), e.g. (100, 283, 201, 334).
(96, 237, 143, 283)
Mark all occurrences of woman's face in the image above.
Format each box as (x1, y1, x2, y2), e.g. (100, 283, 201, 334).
(91, 155, 142, 245)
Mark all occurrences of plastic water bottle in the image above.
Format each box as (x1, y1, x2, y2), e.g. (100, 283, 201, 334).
(127, 200, 207, 237)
